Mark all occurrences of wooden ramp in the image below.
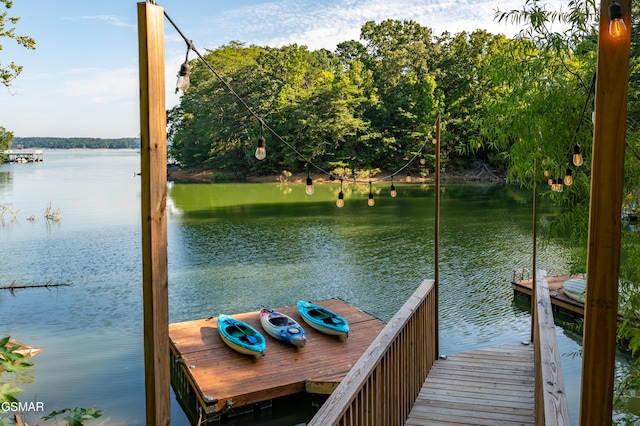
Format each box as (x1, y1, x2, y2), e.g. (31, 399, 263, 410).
(405, 342, 535, 426)
(169, 298, 385, 423)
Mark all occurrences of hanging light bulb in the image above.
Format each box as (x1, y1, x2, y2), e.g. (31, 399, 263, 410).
(175, 62, 190, 93)
(608, 0, 627, 39)
(564, 168, 573, 186)
(543, 169, 549, 177)
(420, 154, 426, 165)
(367, 181, 375, 207)
(572, 143, 583, 167)
(548, 177, 554, 186)
(406, 171, 412, 183)
(176, 43, 192, 94)
(255, 122, 266, 160)
(556, 178, 564, 192)
(306, 173, 314, 195)
(390, 176, 397, 198)
(551, 178, 558, 191)
(336, 179, 344, 208)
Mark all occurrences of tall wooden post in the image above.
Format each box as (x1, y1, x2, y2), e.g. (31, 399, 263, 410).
(137, 2, 170, 425)
(434, 112, 441, 358)
(580, 1, 631, 424)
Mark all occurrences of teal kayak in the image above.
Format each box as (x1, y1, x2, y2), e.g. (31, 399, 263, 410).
(217, 314, 266, 359)
(297, 300, 349, 341)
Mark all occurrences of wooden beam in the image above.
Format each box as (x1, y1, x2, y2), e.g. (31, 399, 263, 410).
(580, 1, 631, 425)
(137, 3, 170, 425)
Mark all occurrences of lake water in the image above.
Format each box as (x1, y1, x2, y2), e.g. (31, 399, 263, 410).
(0, 149, 631, 425)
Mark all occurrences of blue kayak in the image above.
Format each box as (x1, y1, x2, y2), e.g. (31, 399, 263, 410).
(297, 300, 349, 341)
(260, 306, 306, 348)
(217, 314, 266, 359)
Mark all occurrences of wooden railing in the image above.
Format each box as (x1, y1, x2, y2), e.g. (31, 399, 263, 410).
(308, 279, 437, 426)
(533, 270, 570, 425)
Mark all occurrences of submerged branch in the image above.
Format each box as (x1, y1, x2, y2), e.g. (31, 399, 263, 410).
(0, 280, 72, 291)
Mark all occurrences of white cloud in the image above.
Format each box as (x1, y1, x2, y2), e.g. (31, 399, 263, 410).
(54, 67, 139, 105)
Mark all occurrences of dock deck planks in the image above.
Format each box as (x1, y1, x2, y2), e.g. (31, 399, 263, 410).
(512, 274, 585, 317)
(405, 342, 535, 426)
(169, 299, 386, 418)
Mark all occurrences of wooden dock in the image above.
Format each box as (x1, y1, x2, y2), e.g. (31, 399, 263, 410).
(405, 342, 535, 426)
(169, 298, 386, 424)
(2, 150, 44, 163)
(511, 274, 585, 318)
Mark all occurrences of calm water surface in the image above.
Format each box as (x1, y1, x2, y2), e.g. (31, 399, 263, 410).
(0, 150, 628, 425)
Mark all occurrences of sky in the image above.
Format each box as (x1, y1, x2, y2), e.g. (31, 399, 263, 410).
(0, 0, 568, 139)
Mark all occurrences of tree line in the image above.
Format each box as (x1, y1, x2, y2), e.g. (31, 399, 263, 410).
(11, 137, 140, 150)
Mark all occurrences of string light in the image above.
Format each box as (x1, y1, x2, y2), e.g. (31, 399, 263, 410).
(336, 179, 345, 208)
(390, 176, 397, 198)
(564, 168, 573, 186)
(420, 154, 426, 165)
(367, 181, 375, 207)
(175, 42, 193, 93)
(572, 143, 583, 167)
(608, 0, 627, 39)
(306, 169, 314, 195)
(255, 122, 266, 161)
(406, 171, 412, 183)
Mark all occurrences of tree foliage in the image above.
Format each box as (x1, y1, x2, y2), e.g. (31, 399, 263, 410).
(0, 0, 36, 88)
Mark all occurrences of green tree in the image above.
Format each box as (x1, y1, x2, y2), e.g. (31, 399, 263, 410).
(0, 0, 36, 88)
(358, 20, 441, 171)
(0, 127, 12, 154)
(487, 1, 639, 421)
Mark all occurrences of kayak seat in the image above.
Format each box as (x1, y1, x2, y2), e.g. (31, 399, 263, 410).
(270, 317, 291, 327)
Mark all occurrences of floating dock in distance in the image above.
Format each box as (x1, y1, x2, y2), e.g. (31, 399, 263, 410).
(511, 274, 584, 318)
(169, 298, 386, 425)
(2, 150, 44, 163)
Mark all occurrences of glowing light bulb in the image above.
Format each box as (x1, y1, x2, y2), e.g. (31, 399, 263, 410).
(175, 62, 190, 93)
(390, 183, 397, 198)
(420, 155, 426, 165)
(572, 143, 583, 167)
(255, 136, 266, 160)
(306, 176, 314, 195)
(564, 168, 573, 186)
(556, 178, 563, 192)
(367, 181, 375, 206)
(608, 0, 627, 39)
(406, 171, 412, 183)
(544, 169, 549, 177)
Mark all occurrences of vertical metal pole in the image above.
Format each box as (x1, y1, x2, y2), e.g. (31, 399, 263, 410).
(434, 112, 441, 358)
(531, 163, 537, 343)
(580, 1, 631, 424)
(138, 3, 170, 425)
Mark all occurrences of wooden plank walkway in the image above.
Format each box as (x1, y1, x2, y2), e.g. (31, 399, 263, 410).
(169, 298, 386, 421)
(405, 342, 535, 426)
(512, 274, 585, 318)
